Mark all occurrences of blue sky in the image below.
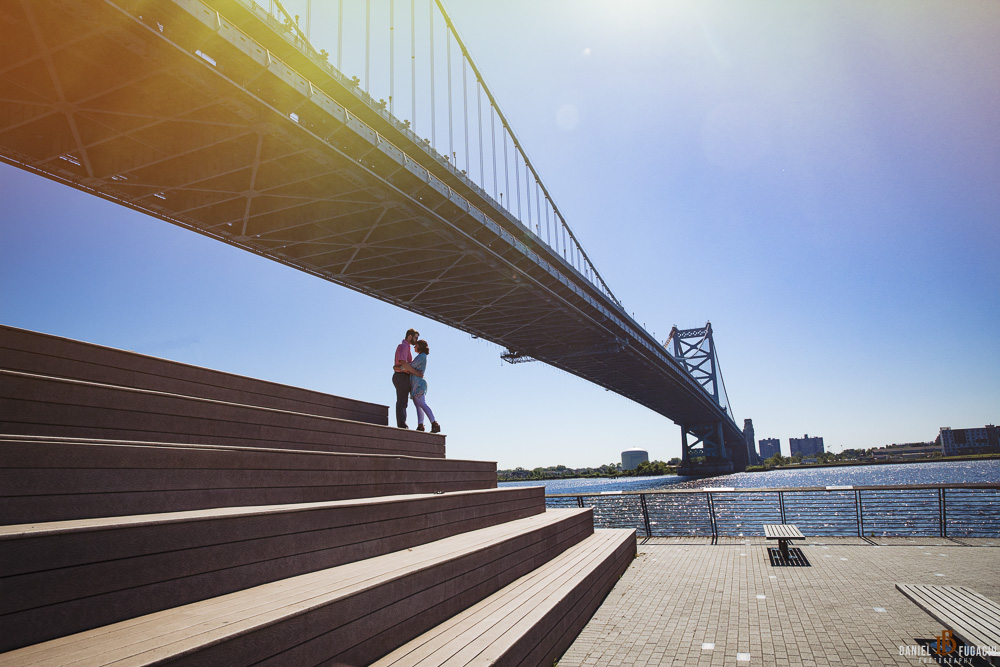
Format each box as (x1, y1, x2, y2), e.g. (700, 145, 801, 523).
(1, 0, 998, 469)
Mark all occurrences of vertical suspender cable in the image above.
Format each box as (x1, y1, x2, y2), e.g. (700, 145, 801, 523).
(364, 0, 370, 93)
(518, 162, 525, 223)
(429, 0, 435, 148)
(477, 82, 484, 184)
(463, 58, 470, 174)
(306, 0, 311, 40)
(545, 202, 552, 246)
(491, 108, 497, 199)
(447, 30, 453, 160)
(516, 153, 522, 221)
(536, 183, 541, 235)
(410, 0, 416, 129)
(337, 0, 343, 70)
(389, 0, 394, 116)
(503, 131, 509, 210)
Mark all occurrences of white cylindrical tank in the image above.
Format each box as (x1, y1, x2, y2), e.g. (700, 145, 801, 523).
(621, 448, 649, 470)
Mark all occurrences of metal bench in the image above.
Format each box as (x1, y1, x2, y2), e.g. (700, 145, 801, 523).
(763, 524, 805, 561)
(896, 584, 1000, 664)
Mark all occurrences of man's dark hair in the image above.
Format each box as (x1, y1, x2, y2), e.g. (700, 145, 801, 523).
(406, 328, 419, 338)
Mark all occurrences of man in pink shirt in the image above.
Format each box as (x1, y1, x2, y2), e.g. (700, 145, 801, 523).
(392, 328, 421, 428)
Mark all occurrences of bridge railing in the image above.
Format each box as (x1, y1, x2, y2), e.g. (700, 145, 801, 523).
(545, 484, 1000, 538)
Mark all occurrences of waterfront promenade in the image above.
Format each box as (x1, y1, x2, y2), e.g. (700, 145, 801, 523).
(560, 536, 999, 666)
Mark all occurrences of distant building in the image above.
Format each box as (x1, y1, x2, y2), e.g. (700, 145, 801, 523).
(871, 442, 940, 460)
(621, 448, 649, 470)
(759, 438, 781, 460)
(743, 419, 759, 464)
(939, 425, 999, 456)
(789, 434, 824, 457)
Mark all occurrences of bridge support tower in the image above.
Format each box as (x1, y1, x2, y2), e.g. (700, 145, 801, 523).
(667, 323, 739, 476)
(677, 422, 734, 477)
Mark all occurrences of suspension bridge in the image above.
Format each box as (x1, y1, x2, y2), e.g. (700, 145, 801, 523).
(0, 0, 755, 471)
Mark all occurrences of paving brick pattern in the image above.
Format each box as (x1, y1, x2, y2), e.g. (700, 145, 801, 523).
(559, 537, 999, 666)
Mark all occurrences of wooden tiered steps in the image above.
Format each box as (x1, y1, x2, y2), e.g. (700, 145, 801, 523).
(0, 436, 494, 523)
(0, 324, 386, 424)
(0, 326, 636, 665)
(0, 369, 442, 457)
(0, 487, 546, 650)
(375, 529, 636, 667)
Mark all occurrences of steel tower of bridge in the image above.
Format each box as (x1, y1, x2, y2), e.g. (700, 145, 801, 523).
(0, 0, 749, 469)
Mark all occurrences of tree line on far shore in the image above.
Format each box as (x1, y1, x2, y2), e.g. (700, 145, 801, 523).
(497, 459, 682, 482)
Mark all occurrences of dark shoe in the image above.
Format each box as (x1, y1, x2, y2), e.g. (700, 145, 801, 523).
(431, 421, 441, 434)
(416, 424, 425, 431)
(398, 424, 409, 429)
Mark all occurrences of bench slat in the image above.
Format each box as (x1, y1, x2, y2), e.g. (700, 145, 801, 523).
(896, 584, 1000, 654)
(904, 585, 1000, 635)
(763, 524, 805, 540)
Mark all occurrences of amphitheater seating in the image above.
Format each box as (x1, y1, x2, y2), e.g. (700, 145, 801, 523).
(0, 326, 635, 664)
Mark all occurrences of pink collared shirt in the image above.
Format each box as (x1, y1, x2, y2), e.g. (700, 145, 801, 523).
(394, 340, 412, 371)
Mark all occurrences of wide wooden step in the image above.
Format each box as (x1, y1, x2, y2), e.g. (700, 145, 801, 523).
(373, 529, 636, 667)
(0, 435, 496, 523)
(0, 324, 387, 424)
(0, 510, 595, 666)
(0, 487, 546, 652)
(0, 369, 442, 457)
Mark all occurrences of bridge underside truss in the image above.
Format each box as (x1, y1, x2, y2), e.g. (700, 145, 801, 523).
(0, 0, 745, 460)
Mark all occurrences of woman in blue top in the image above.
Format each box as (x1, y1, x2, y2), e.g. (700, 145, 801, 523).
(410, 339, 441, 433)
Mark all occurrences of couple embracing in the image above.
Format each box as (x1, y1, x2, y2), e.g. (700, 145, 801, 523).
(391, 328, 441, 433)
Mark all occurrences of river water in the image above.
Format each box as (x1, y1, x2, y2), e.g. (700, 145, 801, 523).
(498, 459, 1000, 496)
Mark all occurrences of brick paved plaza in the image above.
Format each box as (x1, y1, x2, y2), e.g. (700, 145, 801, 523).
(560, 537, 999, 666)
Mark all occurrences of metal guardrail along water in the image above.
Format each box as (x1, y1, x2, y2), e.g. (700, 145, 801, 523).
(545, 484, 1000, 538)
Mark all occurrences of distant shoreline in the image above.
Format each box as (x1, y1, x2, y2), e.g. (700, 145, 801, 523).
(498, 454, 1000, 482)
(497, 471, 677, 483)
(747, 453, 1000, 471)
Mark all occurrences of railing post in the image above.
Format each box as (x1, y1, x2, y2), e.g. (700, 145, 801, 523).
(707, 492, 717, 539)
(778, 490, 786, 524)
(577, 495, 584, 509)
(855, 489, 864, 538)
(639, 493, 653, 538)
(940, 487, 947, 538)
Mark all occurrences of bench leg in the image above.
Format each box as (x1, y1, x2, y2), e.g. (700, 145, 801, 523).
(779, 539, 790, 560)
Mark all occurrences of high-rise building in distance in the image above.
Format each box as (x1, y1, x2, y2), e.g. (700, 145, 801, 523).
(789, 434, 825, 457)
(759, 438, 781, 460)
